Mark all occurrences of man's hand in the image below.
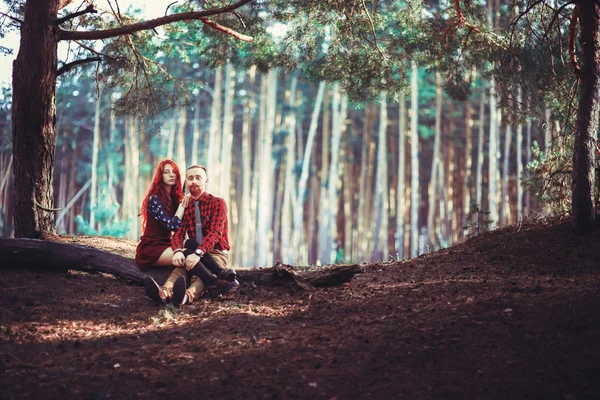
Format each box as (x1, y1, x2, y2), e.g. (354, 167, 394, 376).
(172, 251, 185, 267)
(185, 253, 200, 271)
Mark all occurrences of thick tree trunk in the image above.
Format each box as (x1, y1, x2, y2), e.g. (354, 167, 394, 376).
(572, 1, 600, 234)
(12, 0, 60, 238)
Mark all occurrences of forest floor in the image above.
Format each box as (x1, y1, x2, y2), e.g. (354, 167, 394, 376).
(1, 219, 599, 399)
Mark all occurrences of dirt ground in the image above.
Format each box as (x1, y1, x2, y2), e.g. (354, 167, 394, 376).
(1, 219, 599, 399)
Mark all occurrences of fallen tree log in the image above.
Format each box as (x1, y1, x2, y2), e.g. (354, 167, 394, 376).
(0, 237, 146, 282)
(0, 238, 364, 288)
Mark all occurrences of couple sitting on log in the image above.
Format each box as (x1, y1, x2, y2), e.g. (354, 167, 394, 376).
(135, 160, 239, 306)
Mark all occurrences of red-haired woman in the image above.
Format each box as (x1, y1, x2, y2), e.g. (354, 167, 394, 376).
(135, 159, 192, 269)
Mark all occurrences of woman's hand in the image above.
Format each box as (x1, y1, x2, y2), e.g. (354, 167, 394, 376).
(181, 194, 193, 208)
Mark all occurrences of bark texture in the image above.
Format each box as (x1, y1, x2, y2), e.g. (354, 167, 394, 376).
(12, 0, 59, 237)
(572, 1, 600, 234)
(0, 238, 362, 289)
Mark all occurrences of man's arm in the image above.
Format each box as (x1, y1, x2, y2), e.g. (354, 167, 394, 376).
(198, 198, 227, 253)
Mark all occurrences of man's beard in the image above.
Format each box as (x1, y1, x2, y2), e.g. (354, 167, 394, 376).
(188, 185, 201, 197)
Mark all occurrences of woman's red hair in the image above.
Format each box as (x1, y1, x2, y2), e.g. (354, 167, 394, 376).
(140, 159, 184, 232)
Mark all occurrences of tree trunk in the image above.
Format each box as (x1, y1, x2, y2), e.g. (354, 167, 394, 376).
(0, 239, 363, 288)
(427, 72, 442, 247)
(293, 81, 326, 264)
(410, 60, 420, 258)
(475, 89, 486, 212)
(220, 62, 235, 202)
(488, 82, 500, 228)
(89, 88, 102, 231)
(395, 96, 407, 259)
(280, 73, 298, 263)
(462, 72, 474, 230)
(500, 124, 512, 225)
(516, 89, 523, 219)
(256, 70, 277, 266)
(235, 66, 256, 267)
(12, 0, 60, 238)
(208, 66, 223, 189)
(372, 91, 388, 261)
(572, 1, 600, 234)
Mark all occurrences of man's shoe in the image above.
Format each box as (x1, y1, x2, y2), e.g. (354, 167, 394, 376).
(145, 276, 168, 306)
(219, 268, 237, 282)
(172, 276, 189, 306)
(208, 279, 240, 298)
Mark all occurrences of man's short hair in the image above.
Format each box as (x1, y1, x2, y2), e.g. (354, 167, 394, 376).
(186, 165, 207, 175)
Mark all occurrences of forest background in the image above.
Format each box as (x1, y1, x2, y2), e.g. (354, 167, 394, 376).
(0, 0, 582, 267)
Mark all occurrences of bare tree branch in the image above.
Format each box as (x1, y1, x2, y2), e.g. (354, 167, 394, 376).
(57, 56, 102, 76)
(55, 5, 97, 25)
(58, 0, 255, 41)
(0, 11, 23, 24)
(34, 199, 62, 212)
(199, 17, 253, 41)
(567, 4, 580, 77)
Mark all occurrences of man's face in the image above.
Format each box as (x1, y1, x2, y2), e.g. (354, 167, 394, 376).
(186, 167, 208, 197)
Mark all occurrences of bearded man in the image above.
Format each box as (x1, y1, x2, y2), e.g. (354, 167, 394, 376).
(144, 165, 239, 306)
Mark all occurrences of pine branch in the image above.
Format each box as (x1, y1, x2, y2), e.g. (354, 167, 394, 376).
(0, 11, 23, 24)
(58, 0, 255, 41)
(567, 4, 580, 77)
(57, 56, 102, 76)
(55, 5, 97, 26)
(199, 17, 253, 41)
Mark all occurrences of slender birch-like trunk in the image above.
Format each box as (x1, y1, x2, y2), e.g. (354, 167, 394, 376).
(427, 72, 443, 247)
(500, 123, 512, 225)
(175, 106, 187, 172)
(220, 62, 235, 202)
(488, 82, 500, 227)
(317, 86, 331, 264)
(191, 96, 202, 166)
(292, 81, 326, 264)
(256, 70, 277, 266)
(372, 91, 389, 261)
(475, 90, 486, 214)
(544, 106, 552, 153)
(357, 106, 371, 261)
(89, 89, 101, 231)
(235, 66, 256, 267)
(395, 96, 407, 259)
(279, 74, 298, 263)
(208, 66, 223, 191)
(410, 61, 420, 258)
(525, 111, 532, 212)
(516, 89, 524, 219)
(462, 79, 474, 230)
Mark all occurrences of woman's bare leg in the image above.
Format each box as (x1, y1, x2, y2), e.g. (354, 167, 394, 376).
(153, 247, 175, 267)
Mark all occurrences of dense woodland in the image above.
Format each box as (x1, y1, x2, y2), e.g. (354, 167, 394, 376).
(0, 0, 595, 267)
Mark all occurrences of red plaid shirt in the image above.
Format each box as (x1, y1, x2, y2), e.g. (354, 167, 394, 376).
(171, 191, 230, 253)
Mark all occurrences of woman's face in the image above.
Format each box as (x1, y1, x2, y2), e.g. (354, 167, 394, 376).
(162, 164, 178, 187)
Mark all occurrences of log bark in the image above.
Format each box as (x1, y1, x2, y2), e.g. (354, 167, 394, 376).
(0, 238, 363, 289)
(0, 238, 145, 282)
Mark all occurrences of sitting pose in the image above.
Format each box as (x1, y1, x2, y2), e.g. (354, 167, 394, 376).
(145, 165, 239, 305)
(135, 159, 191, 270)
